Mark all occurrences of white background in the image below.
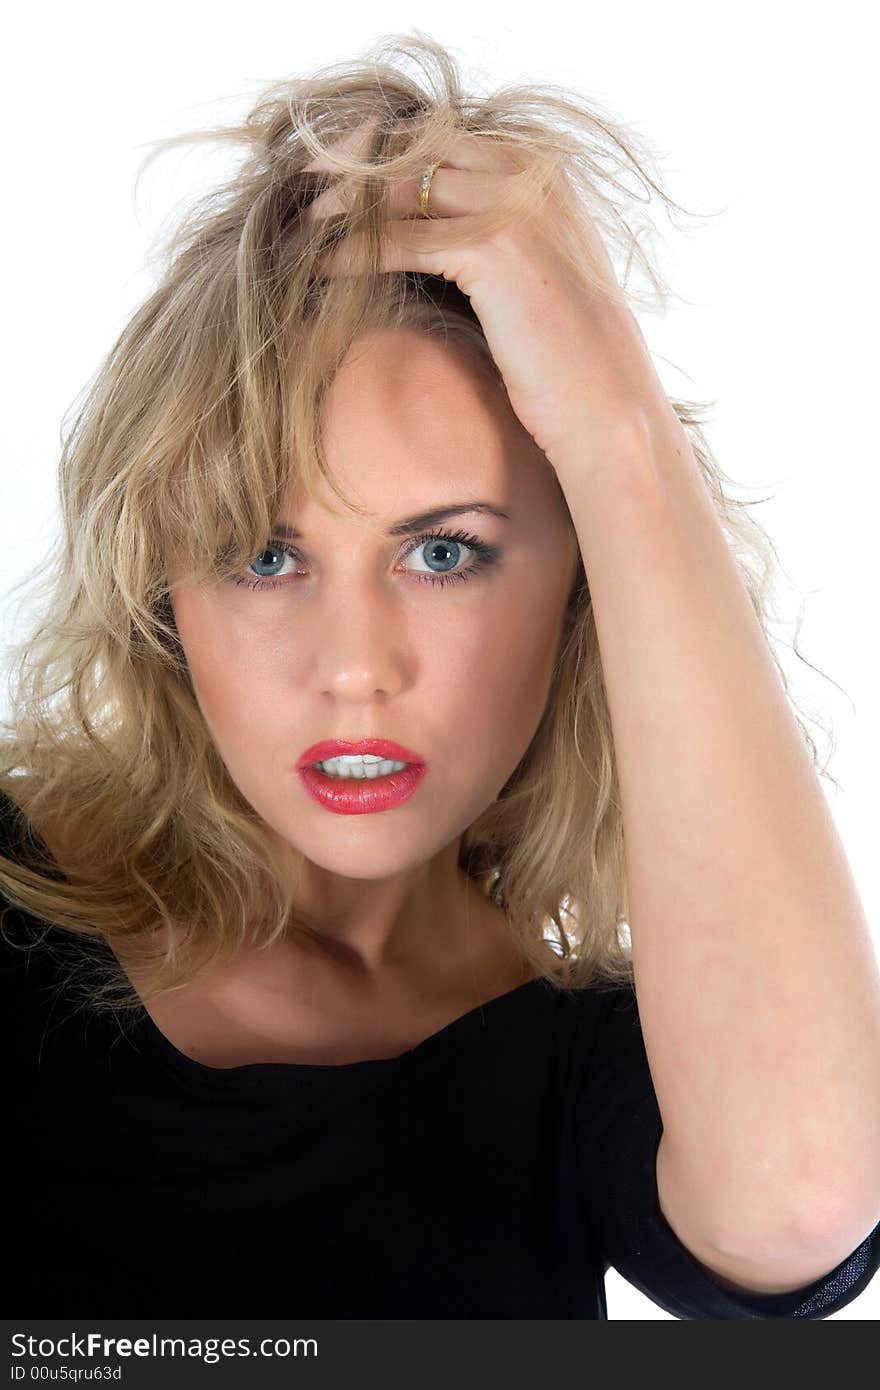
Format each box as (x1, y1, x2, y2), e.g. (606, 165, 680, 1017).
(1, 0, 877, 1319)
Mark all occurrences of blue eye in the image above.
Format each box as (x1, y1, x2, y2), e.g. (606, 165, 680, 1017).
(403, 530, 484, 586)
(233, 527, 501, 592)
(240, 542, 299, 585)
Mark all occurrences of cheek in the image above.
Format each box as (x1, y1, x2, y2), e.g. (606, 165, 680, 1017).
(170, 593, 262, 743)
(485, 595, 562, 707)
(439, 582, 566, 782)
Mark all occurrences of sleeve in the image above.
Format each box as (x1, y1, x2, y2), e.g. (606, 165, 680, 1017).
(574, 983, 880, 1319)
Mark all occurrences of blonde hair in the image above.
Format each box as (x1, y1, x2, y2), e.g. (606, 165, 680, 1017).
(0, 29, 841, 1017)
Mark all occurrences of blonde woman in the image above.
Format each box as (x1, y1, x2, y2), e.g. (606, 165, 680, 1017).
(2, 32, 879, 1319)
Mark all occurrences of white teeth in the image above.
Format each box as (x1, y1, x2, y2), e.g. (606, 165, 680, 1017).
(315, 754, 409, 779)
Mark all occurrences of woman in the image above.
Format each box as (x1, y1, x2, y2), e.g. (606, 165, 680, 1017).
(2, 31, 879, 1319)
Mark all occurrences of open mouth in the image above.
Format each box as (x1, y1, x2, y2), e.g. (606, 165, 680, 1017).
(297, 760, 427, 814)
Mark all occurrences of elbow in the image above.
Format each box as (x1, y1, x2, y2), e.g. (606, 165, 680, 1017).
(789, 1179, 880, 1261)
(719, 1179, 880, 1282)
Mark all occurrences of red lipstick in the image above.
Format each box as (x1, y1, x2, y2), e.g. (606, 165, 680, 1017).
(295, 738, 429, 816)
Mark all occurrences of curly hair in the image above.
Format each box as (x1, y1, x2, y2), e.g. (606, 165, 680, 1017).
(0, 29, 841, 1019)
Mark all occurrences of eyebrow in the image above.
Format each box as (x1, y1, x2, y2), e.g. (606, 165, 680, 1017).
(270, 501, 512, 540)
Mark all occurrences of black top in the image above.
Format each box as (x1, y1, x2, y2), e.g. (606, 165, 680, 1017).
(3, 797, 879, 1319)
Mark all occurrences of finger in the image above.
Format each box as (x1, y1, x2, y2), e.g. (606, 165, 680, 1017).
(437, 131, 522, 174)
(300, 127, 522, 227)
(313, 217, 470, 278)
(304, 162, 510, 228)
(301, 115, 383, 174)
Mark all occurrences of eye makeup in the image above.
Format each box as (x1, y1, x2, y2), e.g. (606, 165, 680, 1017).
(232, 525, 502, 593)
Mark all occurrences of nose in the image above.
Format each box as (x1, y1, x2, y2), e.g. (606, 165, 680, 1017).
(307, 577, 409, 702)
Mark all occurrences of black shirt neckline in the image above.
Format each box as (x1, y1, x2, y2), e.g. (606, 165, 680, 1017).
(129, 972, 552, 1088)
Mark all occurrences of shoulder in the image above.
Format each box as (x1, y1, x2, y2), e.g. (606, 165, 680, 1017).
(553, 977, 638, 1026)
(531, 974, 641, 1076)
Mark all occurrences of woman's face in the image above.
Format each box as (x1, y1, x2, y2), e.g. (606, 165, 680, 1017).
(168, 327, 580, 886)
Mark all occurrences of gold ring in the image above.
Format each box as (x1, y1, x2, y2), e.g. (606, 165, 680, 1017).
(419, 163, 440, 217)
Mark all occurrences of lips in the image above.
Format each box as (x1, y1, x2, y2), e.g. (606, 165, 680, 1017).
(296, 737, 427, 770)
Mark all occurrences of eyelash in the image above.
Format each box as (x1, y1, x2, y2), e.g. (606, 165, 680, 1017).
(232, 527, 501, 593)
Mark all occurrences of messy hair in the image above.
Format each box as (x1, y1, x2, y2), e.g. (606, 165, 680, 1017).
(0, 30, 840, 1018)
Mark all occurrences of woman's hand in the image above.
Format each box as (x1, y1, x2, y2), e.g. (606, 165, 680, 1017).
(303, 128, 676, 473)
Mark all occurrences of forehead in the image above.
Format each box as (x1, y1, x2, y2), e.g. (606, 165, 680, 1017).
(324, 326, 505, 446)
(286, 327, 556, 521)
